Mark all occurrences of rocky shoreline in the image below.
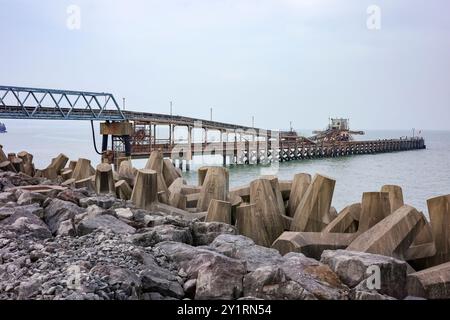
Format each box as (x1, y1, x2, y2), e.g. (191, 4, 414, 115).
(0, 146, 449, 300)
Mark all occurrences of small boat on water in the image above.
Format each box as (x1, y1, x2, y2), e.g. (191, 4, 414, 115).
(0, 122, 7, 133)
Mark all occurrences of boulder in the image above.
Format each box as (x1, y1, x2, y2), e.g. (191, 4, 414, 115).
(57, 189, 88, 206)
(155, 241, 246, 300)
(43, 199, 85, 235)
(208, 235, 284, 272)
(280, 252, 349, 300)
(140, 266, 184, 299)
(16, 191, 46, 206)
(321, 250, 408, 299)
(77, 215, 136, 236)
(132, 225, 193, 247)
(243, 266, 316, 300)
(191, 222, 237, 246)
(90, 265, 142, 297)
(79, 195, 117, 209)
(0, 211, 52, 239)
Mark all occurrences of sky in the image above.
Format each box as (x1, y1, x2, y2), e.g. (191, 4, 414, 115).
(0, 0, 449, 131)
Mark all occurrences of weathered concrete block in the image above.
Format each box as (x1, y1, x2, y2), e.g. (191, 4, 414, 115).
(323, 203, 361, 234)
(236, 203, 272, 247)
(250, 179, 285, 246)
(347, 205, 426, 260)
(381, 185, 404, 213)
(272, 232, 356, 260)
(290, 174, 335, 232)
(94, 163, 115, 195)
(407, 262, 450, 299)
(131, 169, 158, 211)
(358, 192, 391, 233)
(197, 167, 229, 212)
(285, 173, 305, 212)
(206, 199, 232, 224)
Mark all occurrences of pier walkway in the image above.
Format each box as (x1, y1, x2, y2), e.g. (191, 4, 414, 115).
(0, 86, 426, 169)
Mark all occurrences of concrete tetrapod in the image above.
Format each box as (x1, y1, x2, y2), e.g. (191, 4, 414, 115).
(197, 167, 229, 212)
(131, 169, 158, 211)
(410, 194, 450, 270)
(290, 174, 336, 232)
(357, 192, 391, 233)
(72, 158, 93, 182)
(407, 261, 450, 299)
(206, 199, 232, 224)
(287, 173, 311, 217)
(42, 153, 69, 180)
(272, 232, 356, 260)
(347, 205, 427, 260)
(94, 163, 116, 195)
(235, 203, 272, 247)
(249, 179, 285, 247)
(260, 175, 287, 217)
(322, 203, 361, 234)
(381, 185, 404, 213)
(145, 151, 170, 204)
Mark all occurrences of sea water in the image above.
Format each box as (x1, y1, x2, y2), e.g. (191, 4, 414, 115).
(1, 119, 449, 215)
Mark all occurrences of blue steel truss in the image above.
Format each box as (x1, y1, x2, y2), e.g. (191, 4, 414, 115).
(0, 86, 126, 121)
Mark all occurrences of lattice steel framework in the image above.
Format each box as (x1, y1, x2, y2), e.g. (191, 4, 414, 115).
(0, 86, 126, 121)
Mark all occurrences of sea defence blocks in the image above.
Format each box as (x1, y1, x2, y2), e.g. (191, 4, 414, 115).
(290, 174, 335, 232)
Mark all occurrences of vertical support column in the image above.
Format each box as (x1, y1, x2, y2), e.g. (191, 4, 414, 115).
(186, 125, 192, 171)
(153, 124, 157, 148)
(256, 130, 260, 165)
(221, 130, 227, 167)
(234, 130, 238, 165)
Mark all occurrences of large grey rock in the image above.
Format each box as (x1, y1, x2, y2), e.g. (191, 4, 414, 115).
(208, 234, 284, 272)
(0, 211, 52, 239)
(79, 195, 118, 209)
(0, 192, 16, 203)
(243, 266, 316, 300)
(132, 225, 193, 247)
(43, 199, 84, 235)
(77, 215, 136, 236)
(1, 203, 44, 221)
(191, 222, 236, 246)
(17, 191, 46, 206)
(57, 219, 77, 237)
(140, 266, 184, 299)
(280, 252, 349, 300)
(90, 265, 141, 297)
(320, 250, 407, 299)
(57, 189, 89, 206)
(155, 241, 246, 300)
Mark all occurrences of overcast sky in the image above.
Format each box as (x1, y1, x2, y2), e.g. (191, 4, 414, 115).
(1, 0, 449, 130)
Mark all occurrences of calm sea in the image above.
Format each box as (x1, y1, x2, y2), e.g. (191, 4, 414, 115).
(1, 119, 449, 216)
